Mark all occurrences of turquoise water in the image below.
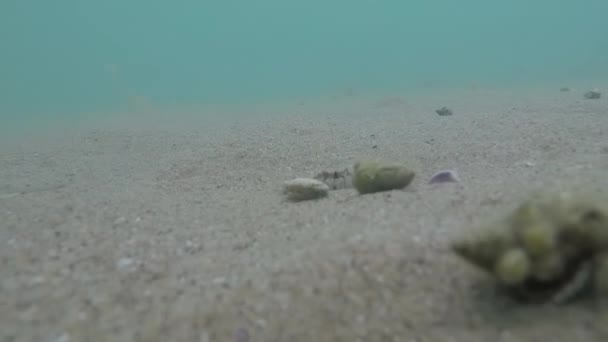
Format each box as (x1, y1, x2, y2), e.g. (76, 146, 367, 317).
(1, 1, 607, 133)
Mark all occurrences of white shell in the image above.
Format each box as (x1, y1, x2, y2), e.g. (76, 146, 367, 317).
(283, 178, 330, 202)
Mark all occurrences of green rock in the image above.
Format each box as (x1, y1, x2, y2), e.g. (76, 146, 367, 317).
(352, 161, 415, 194)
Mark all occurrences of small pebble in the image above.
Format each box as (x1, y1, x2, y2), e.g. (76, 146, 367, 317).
(283, 178, 329, 202)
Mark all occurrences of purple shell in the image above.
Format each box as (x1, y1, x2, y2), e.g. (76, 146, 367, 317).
(428, 170, 460, 184)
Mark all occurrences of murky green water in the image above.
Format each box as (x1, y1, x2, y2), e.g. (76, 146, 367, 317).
(1, 1, 607, 135)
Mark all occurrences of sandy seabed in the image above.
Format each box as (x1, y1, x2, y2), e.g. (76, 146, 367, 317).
(1, 85, 608, 341)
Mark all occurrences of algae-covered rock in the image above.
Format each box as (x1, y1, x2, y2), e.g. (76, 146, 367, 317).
(452, 190, 608, 303)
(352, 161, 415, 194)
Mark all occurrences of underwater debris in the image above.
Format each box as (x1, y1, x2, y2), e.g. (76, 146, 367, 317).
(428, 170, 460, 184)
(352, 161, 415, 194)
(560, 87, 571, 92)
(451, 190, 608, 303)
(283, 178, 329, 202)
(435, 107, 453, 116)
(313, 168, 353, 190)
(584, 89, 601, 99)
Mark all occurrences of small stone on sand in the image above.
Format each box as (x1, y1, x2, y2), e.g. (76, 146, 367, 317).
(352, 161, 415, 194)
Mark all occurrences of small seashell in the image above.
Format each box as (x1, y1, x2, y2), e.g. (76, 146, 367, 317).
(283, 178, 329, 202)
(428, 170, 460, 184)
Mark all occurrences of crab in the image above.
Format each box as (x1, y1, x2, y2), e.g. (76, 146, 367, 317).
(452, 190, 608, 304)
(313, 168, 353, 190)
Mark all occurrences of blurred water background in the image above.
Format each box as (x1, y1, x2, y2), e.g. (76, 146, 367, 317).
(1, 0, 607, 137)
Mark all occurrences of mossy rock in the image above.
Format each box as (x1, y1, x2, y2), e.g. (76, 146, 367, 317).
(352, 161, 415, 195)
